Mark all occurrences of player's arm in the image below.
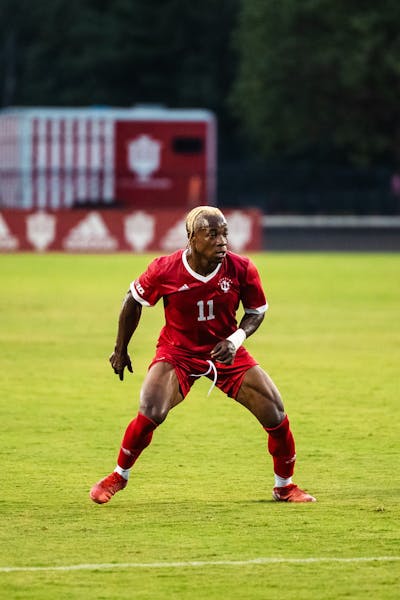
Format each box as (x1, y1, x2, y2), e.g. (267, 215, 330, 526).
(109, 290, 142, 381)
(238, 311, 265, 338)
(211, 312, 265, 365)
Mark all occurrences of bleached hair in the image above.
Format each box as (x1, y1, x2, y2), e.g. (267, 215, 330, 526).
(185, 205, 226, 239)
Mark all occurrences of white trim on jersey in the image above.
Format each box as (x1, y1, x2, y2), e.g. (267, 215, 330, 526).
(182, 249, 222, 283)
(244, 303, 269, 314)
(130, 281, 151, 307)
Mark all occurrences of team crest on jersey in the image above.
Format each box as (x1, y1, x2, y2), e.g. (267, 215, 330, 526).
(218, 277, 232, 293)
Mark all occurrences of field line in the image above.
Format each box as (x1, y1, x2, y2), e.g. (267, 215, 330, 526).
(1, 556, 399, 573)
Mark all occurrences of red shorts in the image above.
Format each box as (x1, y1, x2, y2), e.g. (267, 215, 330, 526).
(148, 344, 258, 399)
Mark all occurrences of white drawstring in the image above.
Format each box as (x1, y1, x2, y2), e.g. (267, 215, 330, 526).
(190, 360, 218, 396)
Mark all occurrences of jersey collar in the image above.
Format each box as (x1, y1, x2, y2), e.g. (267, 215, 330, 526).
(182, 249, 222, 283)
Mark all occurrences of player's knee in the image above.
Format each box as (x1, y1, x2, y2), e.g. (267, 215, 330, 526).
(139, 398, 169, 424)
(266, 407, 285, 428)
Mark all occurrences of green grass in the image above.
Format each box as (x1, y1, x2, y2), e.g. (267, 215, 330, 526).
(0, 252, 399, 599)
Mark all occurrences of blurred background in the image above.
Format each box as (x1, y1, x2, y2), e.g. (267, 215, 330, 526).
(1, 0, 400, 250)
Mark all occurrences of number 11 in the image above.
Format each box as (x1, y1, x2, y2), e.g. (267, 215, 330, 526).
(197, 299, 215, 321)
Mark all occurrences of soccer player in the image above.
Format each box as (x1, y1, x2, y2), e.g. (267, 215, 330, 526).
(90, 206, 316, 504)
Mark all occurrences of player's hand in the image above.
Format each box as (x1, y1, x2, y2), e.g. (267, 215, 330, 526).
(210, 340, 236, 365)
(109, 350, 133, 381)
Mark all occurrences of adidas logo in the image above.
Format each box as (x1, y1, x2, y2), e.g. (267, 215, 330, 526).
(160, 218, 187, 251)
(0, 214, 18, 250)
(63, 212, 118, 251)
(178, 284, 190, 291)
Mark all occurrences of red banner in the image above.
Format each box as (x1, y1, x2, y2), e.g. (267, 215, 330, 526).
(0, 209, 262, 253)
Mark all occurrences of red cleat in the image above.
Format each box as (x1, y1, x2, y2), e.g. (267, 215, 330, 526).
(90, 472, 128, 504)
(272, 483, 316, 503)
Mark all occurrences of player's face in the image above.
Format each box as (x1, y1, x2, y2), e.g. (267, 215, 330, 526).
(192, 215, 228, 265)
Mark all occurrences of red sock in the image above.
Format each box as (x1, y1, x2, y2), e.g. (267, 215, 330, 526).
(264, 415, 296, 479)
(117, 412, 158, 470)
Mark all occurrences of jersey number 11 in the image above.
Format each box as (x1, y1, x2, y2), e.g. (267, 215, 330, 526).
(197, 299, 215, 321)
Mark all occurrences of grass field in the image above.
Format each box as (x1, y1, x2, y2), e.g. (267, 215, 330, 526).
(0, 252, 399, 599)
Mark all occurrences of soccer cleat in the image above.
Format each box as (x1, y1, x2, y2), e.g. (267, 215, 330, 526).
(272, 483, 316, 503)
(90, 471, 128, 504)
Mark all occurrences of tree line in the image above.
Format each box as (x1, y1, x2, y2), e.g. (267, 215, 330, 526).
(2, 0, 400, 210)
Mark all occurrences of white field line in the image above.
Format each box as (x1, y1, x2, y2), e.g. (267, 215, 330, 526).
(1, 556, 399, 573)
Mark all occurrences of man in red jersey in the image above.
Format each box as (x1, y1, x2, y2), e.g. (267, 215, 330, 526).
(90, 206, 315, 504)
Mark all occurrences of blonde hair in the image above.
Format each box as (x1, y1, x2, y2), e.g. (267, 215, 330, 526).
(185, 205, 226, 239)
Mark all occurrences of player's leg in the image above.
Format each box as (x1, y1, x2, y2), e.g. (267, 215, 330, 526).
(235, 366, 315, 502)
(139, 360, 184, 423)
(90, 362, 183, 504)
(115, 361, 183, 470)
(234, 366, 297, 484)
(235, 365, 284, 427)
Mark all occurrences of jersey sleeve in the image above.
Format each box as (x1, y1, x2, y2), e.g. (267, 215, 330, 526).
(241, 259, 269, 314)
(130, 258, 163, 307)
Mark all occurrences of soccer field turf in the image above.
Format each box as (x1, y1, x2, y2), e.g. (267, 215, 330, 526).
(0, 252, 399, 599)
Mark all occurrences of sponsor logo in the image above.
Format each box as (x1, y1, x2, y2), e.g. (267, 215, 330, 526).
(128, 135, 161, 182)
(124, 211, 155, 251)
(218, 277, 232, 293)
(63, 212, 118, 251)
(26, 212, 56, 251)
(0, 214, 19, 250)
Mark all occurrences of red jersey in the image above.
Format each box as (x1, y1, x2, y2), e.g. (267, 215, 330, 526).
(130, 249, 268, 355)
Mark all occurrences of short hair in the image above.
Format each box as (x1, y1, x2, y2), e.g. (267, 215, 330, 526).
(185, 206, 226, 239)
